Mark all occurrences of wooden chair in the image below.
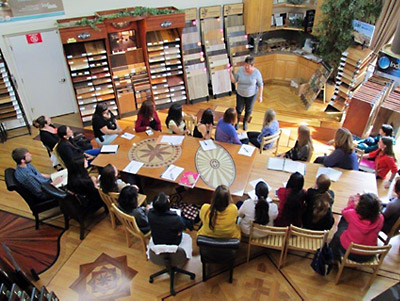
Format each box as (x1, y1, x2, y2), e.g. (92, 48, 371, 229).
(378, 216, 400, 246)
(354, 148, 364, 165)
(53, 142, 67, 169)
(282, 225, 328, 267)
(111, 203, 151, 259)
(259, 129, 282, 155)
(246, 222, 289, 269)
(184, 114, 196, 136)
(335, 242, 391, 287)
(98, 188, 119, 229)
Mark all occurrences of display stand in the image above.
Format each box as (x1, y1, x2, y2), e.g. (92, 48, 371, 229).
(57, 7, 187, 125)
(223, 3, 249, 73)
(200, 5, 232, 98)
(0, 49, 30, 142)
(182, 8, 209, 103)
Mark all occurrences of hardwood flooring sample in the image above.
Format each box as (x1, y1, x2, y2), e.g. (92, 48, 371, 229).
(225, 15, 243, 27)
(211, 69, 231, 95)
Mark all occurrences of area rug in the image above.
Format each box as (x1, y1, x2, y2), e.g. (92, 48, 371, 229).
(33, 124, 94, 142)
(0, 210, 64, 274)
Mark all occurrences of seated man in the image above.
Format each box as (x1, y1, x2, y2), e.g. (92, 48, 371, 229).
(12, 147, 62, 201)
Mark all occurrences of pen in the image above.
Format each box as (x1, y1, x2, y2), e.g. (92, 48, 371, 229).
(161, 165, 170, 177)
(243, 146, 249, 153)
(204, 140, 207, 146)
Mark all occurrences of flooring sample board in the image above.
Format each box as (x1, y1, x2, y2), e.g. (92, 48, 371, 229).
(205, 44, 226, 52)
(125, 49, 144, 64)
(201, 18, 221, 32)
(208, 54, 228, 61)
(211, 69, 231, 95)
(209, 58, 229, 68)
(225, 15, 244, 27)
(226, 25, 245, 34)
(182, 32, 200, 44)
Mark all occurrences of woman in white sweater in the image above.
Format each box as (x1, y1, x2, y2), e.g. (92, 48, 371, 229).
(238, 181, 279, 237)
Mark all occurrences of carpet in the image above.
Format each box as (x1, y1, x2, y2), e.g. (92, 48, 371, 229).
(0, 210, 64, 275)
(33, 124, 94, 142)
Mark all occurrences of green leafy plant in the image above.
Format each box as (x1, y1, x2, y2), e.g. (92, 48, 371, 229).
(315, 0, 383, 68)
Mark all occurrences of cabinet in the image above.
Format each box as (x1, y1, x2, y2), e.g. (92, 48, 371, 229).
(244, 0, 323, 35)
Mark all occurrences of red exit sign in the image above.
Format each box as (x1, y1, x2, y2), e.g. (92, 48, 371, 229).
(26, 33, 43, 44)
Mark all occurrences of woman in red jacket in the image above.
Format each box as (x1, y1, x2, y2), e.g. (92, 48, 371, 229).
(330, 193, 383, 262)
(363, 136, 397, 188)
(135, 100, 162, 132)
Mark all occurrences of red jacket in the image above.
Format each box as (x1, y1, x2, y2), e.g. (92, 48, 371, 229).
(340, 200, 384, 250)
(135, 111, 162, 132)
(368, 149, 397, 179)
(274, 187, 305, 227)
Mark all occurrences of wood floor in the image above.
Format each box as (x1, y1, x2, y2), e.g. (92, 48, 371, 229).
(1, 84, 399, 300)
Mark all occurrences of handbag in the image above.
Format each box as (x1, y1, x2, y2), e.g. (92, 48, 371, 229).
(171, 201, 200, 221)
(311, 243, 333, 276)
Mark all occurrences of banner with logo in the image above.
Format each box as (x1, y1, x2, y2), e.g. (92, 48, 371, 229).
(0, 0, 64, 23)
(376, 51, 400, 82)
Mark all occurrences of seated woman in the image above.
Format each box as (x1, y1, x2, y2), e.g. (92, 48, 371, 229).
(99, 163, 140, 193)
(215, 108, 247, 145)
(117, 186, 150, 234)
(362, 137, 397, 188)
(148, 192, 192, 258)
(382, 178, 400, 234)
(197, 185, 241, 239)
(314, 127, 359, 170)
(33, 115, 58, 152)
(282, 125, 313, 161)
(67, 155, 103, 209)
(247, 109, 279, 149)
(135, 100, 161, 133)
(330, 193, 384, 262)
(56, 126, 100, 168)
(193, 108, 214, 139)
(357, 124, 394, 153)
(165, 103, 191, 135)
(274, 172, 306, 227)
(92, 103, 122, 145)
(303, 174, 335, 231)
(238, 181, 278, 237)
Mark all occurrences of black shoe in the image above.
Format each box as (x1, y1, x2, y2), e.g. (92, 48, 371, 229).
(235, 123, 239, 130)
(243, 122, 248, 131)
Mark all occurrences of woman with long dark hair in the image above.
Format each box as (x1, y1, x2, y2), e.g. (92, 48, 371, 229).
(92, 103, 122, 145)
(165, 103, 191, 135)
(238, 181, 278, 237)
(197, 185, 240, 239)
(117, 186, 150, 234)
(99, 163, 139, 193)
(67, 155, 103, 209)
(330, 193, 383, 262)
(147, 192, 192, 258)
(33, 115, 58, 151)
(274, 172, 306, 227)
(193, 108, 214, 139)
(135, 100, 161, 132)
(56, 125, 100, 168)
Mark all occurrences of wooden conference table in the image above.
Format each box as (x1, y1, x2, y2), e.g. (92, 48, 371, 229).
(91, 127, 256, 195)
(92, 127, 378, 215)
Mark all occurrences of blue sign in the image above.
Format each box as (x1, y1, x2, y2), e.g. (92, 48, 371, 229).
(376, 51, 400, 81)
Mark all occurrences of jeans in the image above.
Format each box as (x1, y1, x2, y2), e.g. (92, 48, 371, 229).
(96, 134, 118, 146)
(236, 93, 257, 124)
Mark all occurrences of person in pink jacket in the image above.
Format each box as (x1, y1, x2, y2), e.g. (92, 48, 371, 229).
(330, 193, 383, 262)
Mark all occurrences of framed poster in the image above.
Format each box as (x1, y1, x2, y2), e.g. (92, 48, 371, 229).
(0, 0, 64, 23)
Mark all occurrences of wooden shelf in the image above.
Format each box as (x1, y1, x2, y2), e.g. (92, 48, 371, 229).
(273, 3, 316, 9)
(269, 26, 304, 31)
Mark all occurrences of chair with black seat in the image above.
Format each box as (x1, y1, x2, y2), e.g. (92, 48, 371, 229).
(148, 246, 195, 296)
(196, 235, 240, 283)
(4, 168, 60, 230)
(42, 183, 104, 240)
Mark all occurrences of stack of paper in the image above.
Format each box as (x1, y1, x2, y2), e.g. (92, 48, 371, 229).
(51, 169, 68, 188)
(123, 160, 144, 174)
(316, 167, 343, 182)
(238, 144, 255, 157)
(267, 157, 306, 175)
(161, 164, 184, 181)
(159, 135, 185, 146)
(199, 139, 217, 151)
(121, 132, 135, 140)
(100, 145, 119, 153)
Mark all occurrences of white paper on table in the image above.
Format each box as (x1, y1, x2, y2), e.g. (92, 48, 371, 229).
(247, 189, 256, 200)
(283, 160, 306, 176)
(146, 129, 154, 136)
(267, 157, 285, 171)
(123, 160, 144, 174)
(160, 135, 185, 146)
(51, 169, 68, 188)
(199, 139, 217, 151)
(232, 188, 245, 197)
(171, 208, 182, 216)
(100, 145, 119, 153)
(249, 178, 271, 191)
(316, 167, 343, 182)
(238, 144, 255, 157)
(121, 132, 135, 140)
(237, 132, 248, 140)
(161, 164, 184, 181)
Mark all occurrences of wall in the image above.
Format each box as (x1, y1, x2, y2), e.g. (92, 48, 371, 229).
(0, 0, 240, 125)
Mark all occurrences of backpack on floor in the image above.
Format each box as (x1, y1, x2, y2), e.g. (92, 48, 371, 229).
(311, 243, 333, 276)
